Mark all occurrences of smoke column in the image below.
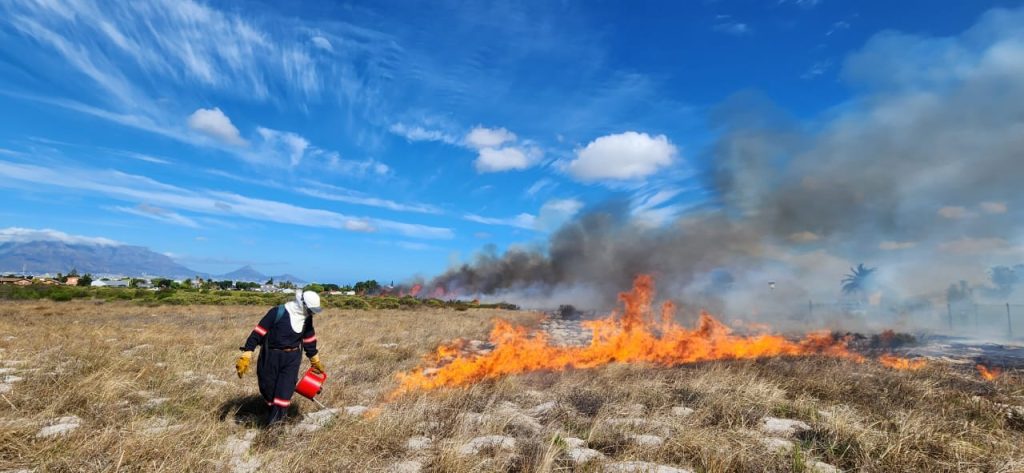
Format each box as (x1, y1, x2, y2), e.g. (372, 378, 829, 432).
(432, 8, 1024, 330)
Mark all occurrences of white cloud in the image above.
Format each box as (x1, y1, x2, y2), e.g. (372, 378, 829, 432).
(567, 131, 677, 181)
(464, 198, 582, 231)
(474, 146, 539, 173)
(827, 21, 851, 36)
(525, 178, 556, 197)
(113, 204, 199, 228)
(938, 237, 1011, 255)
(464, 126, 516, 149)
(937, 206, 971, 219)
(0, 160, 453, 240)
(395, 241, 438, 251)
(311, 36, 333, 52)
(980, 201, 1007, 214)
(315, 151, 390, 177)
(122, 152, 170, 164)
(464, 212, 537, 230)
(187, 107, 246, 146)
(788, 231, 821, 243)
(630, 187, 689, 226)
(713, 22, 751, 36)
(296, 186, 442, 215)
(780, 0, 821, 8)
(388, 123, 458, 144)
(801, 60, 832, 80)
(256, 127, 309, 166)
(879, 241, 917, 250)
(457, 126, 540, 173)
(0, 227, 121, 246)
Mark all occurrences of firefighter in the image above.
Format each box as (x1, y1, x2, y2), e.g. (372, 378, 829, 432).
(235, 290, 325, 425)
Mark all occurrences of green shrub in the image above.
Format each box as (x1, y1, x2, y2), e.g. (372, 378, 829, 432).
(372, 297, 401, 310)
(336, 297, 370, 310)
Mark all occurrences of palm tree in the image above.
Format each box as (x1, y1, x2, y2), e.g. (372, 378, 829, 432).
(841, 264, 876, 296)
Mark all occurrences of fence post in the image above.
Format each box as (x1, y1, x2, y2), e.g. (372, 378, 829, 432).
(808, 300, 813, 319)
(1008, 303, 1014, 339)
(947, 303, 953, 331)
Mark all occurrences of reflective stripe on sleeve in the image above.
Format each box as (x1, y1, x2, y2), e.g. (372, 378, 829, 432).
(302, 335, 317, 344)
(253, 325, 268, 336)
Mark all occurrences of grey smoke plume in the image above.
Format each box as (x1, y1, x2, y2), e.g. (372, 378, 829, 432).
(432, 8, 1024, 319)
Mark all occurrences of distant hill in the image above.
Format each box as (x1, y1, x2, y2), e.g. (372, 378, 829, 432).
(0, 240, 199, 279)
(216, 265, 306, 285)
(0, 240, 307, 284)
(218, 265, 266, 282)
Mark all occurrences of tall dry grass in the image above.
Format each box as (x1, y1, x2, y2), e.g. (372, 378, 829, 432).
(0, 301, 1021, 472)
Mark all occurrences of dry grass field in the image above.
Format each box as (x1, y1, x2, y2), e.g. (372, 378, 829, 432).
(1, 301, 1022, 472)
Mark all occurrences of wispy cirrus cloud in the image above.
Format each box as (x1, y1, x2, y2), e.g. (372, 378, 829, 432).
(112, 203, 200, 228)
(464, 198, 583, 231)
(0, 227, 121, 246)
(0, 0, 399, 171)
(296, 186, 442, 215)
(388, 122, 458, 145)
(204, 169, 429, 214)
(712, 16, 752, 36)
(0, 159, 453, 239)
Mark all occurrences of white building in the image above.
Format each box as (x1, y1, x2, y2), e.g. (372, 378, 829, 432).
(91, 279, 129, 288)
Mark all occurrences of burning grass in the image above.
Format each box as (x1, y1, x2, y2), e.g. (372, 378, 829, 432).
(0, 298, 1022, 472)
(393, 275, 863, 397)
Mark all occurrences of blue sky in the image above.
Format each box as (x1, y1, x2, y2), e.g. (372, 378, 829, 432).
(0, 0, 1018, 284)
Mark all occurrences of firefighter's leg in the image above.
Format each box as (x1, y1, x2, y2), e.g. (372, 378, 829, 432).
(256, 350, 274, 408)
(267, 351, 302, 425)
(264, 351, 291, 425)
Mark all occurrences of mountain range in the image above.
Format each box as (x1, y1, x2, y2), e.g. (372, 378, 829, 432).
(0, 240, 304, 283)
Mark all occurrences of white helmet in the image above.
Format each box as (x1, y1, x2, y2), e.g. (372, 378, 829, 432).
(298, 290, 322, 314)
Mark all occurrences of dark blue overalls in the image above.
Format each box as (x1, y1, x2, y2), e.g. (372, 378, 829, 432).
(241, 304, 318, 424)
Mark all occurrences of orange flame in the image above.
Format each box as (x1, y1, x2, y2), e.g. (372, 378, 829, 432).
(878, 353, 927, 371)
(976, 364, 1002, 381)
(390, 274, 864, 398)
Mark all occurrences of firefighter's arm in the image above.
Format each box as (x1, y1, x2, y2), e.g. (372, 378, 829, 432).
(302, 316, 323, 373)
(240, 308, 276, 352)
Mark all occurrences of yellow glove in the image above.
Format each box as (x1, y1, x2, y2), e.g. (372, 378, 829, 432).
(235, 351, 253, 378)
(310, 354, 325, 374)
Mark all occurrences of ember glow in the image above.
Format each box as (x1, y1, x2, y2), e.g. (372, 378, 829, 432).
(976, 364, 1002, 381)
(878, 354, 927, 371)
(390, 274, 864, 398)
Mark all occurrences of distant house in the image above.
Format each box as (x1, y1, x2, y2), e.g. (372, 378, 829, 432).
(64, 276, 80, 286)
(36, 278, 59, 286)
(91, 279, 129, 288)
(0, 277, 32, 286)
